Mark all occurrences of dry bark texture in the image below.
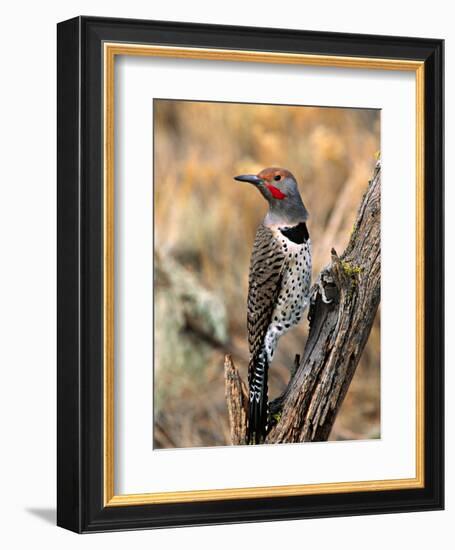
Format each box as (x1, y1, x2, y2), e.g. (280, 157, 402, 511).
(225, 160, 381, 444)
(224, 355, 248, 445)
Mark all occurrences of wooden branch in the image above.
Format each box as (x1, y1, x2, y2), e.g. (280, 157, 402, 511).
(224, 355, 248, 444)
(224, 160, 381, 444)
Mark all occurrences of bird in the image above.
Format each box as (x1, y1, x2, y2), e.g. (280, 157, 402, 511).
(234, 167, 312, 444)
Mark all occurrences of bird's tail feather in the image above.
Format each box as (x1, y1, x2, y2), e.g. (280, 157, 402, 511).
(247, 352, 269, 444)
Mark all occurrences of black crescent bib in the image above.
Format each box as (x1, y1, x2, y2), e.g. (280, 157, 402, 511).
(279, 221, 309, 244)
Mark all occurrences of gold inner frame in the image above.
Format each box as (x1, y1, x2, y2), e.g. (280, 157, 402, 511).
(103, 43, 425, 507)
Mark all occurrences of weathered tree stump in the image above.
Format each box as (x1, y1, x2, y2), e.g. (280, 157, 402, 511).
(225, 160, 381, 444)
(224, 355, 248, 445)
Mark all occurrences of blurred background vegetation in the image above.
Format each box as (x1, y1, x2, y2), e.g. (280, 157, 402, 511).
(153, 99, 381, 448)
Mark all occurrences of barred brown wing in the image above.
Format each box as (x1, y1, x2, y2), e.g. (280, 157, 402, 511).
(247, 225, 286, 367)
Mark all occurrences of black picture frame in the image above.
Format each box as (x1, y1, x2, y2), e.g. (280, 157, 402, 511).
(57, 16, 444, 533)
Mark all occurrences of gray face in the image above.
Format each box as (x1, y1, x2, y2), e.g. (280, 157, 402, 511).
(234, 168, 309, 227)
(264, 175, 309, 226)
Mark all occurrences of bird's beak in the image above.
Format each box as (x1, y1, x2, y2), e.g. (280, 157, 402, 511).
(234, 174, 262, 185)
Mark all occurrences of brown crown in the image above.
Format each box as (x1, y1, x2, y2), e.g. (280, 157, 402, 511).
(257, 167, 295, 182)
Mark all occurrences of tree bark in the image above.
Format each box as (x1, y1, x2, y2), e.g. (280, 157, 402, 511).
(224, 355, 248, 445)
(224, 160, 381, 444)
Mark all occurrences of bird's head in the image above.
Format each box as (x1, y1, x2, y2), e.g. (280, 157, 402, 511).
(234, 167, 308, 225)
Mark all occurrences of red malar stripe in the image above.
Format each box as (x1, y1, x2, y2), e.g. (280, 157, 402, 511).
(266, 184, 287, 200)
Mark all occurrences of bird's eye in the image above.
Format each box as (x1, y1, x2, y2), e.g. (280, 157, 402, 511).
(274, 175, 281, 181)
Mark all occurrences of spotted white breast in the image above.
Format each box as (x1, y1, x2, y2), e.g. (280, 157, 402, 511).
(263, 230, 312, 362)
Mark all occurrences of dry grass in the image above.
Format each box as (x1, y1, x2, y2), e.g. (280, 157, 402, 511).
(154, 99, 381, 448)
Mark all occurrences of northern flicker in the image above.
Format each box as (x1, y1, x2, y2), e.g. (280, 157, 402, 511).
(234, 167, 312, 444)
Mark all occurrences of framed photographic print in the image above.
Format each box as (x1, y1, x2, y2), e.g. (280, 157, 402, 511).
(57, 16, 444, 532)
